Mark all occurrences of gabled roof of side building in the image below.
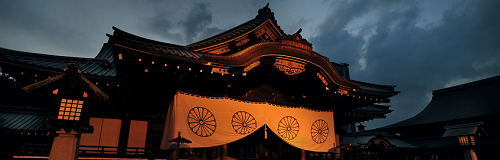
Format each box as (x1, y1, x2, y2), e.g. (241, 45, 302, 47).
(0, 45, 116, 78)
(380, 75, 500, 130)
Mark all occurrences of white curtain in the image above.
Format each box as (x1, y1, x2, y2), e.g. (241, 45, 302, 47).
(160, 92, 336, 152)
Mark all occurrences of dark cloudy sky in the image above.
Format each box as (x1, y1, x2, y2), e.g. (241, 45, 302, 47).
(1, 0, 499, 130)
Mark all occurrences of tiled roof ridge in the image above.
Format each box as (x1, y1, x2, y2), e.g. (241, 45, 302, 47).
(432, 75, 500, 95)
(1, 47, 105, 62)
(185, 3, 285, 49)
(111, 26, 184, 48)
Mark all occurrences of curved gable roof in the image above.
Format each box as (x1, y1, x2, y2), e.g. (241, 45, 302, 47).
(381, 75, 500, 129)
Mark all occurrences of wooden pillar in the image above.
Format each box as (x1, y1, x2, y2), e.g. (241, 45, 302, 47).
(201, 148, 207, 159)
(463, 149, 477, 160)
(49, 130, 80, 160)
(300, 149, 306, 160)
(220, 144, 227, 160)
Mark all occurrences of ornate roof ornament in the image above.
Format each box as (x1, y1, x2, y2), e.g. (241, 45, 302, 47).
(280, 28, 313, 51)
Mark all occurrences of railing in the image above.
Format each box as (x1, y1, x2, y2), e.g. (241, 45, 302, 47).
(78, 145, 168, 159)
(14, 143, 52, 157)
(12, 144, 169, 159)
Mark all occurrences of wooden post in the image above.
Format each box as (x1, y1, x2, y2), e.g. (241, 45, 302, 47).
(301, 149, 306, 160)
(201, 148, 207, 159)
(220, 144, 227, 160)
(463, 149, 478, 160)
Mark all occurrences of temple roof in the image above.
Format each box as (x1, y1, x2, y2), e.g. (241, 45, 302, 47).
(111, 27, 205, 62)
(342, 130, 417, 148)
(185, 3, 285, 50)
(23, 63, 110, 101)
(0, 46, 116, 77)
(0, 105, 51, 131)
(353, 104, 392, 114)
(380, 75, 500, 130)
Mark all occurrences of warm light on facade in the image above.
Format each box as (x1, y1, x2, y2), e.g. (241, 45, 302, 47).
(139, 58, 141, 61)
(242, 73, 247, 76)
(118, 53, 122, 60)
(83, 92, 88, 97)
(151, 61, 154, 64)
(144, 67, 148, 72)
(52, 89, 58, 94)
(244, 61, 260, 72)
(58, 99, 83, 121)
(338, 89, 348, 95)
(274, 59, 305, 75)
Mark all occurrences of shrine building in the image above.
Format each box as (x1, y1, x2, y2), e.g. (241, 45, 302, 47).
(0, 4, 407, 160)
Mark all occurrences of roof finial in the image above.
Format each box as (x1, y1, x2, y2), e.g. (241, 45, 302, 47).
(266, 3, 269, 8)
(295, 28, 302, 34)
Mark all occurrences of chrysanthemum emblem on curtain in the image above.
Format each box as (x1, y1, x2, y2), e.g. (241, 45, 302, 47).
(231, 111, 257, 134)
(278, 116, 299, 140)
(187, 107, 216, 137)
(311, 119, 329, 143)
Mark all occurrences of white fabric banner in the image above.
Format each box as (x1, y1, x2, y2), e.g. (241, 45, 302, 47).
(160, 92, 336, 152)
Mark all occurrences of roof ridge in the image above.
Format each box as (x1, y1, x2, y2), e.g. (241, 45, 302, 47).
(433, 75, 500, 95)
(185, 3, 285, 49)
(111, 26, 184, 48)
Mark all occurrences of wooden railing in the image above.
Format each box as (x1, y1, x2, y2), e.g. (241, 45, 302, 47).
(78, 145, 168, 158)
(13, 144, 169, 159)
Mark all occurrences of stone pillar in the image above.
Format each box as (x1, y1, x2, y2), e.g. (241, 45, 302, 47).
(220, 144, 227, 160)
(300, 149, 306, 160)
(463, 149, 477, 160)
(49, 130, 80, 160)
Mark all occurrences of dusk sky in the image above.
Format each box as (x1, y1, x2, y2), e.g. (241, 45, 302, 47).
(1, 0, 499, 130)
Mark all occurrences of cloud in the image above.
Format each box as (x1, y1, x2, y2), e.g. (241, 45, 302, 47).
(144, 2, 224, 45)
(310, 0, 500, 129)
(443, 75, 491, 88)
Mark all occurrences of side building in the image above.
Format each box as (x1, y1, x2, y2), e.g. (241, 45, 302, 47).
(380, 75, 500, 160)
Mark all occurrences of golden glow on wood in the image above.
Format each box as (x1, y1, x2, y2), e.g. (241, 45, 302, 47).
(317, 73, 328, 85)
(274, 59, 305, 75)
(83, 92, 88, 98)
(52, 89, 58, 94)
(244, 61, 260, 72)
(127, 120, 148, 155)
(236, 38, 249, 46)
(338, 89, 348, 95)
(211, 67, 229, 74)
(242, 73, 247, 76)
(58, 99, 83, 121)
